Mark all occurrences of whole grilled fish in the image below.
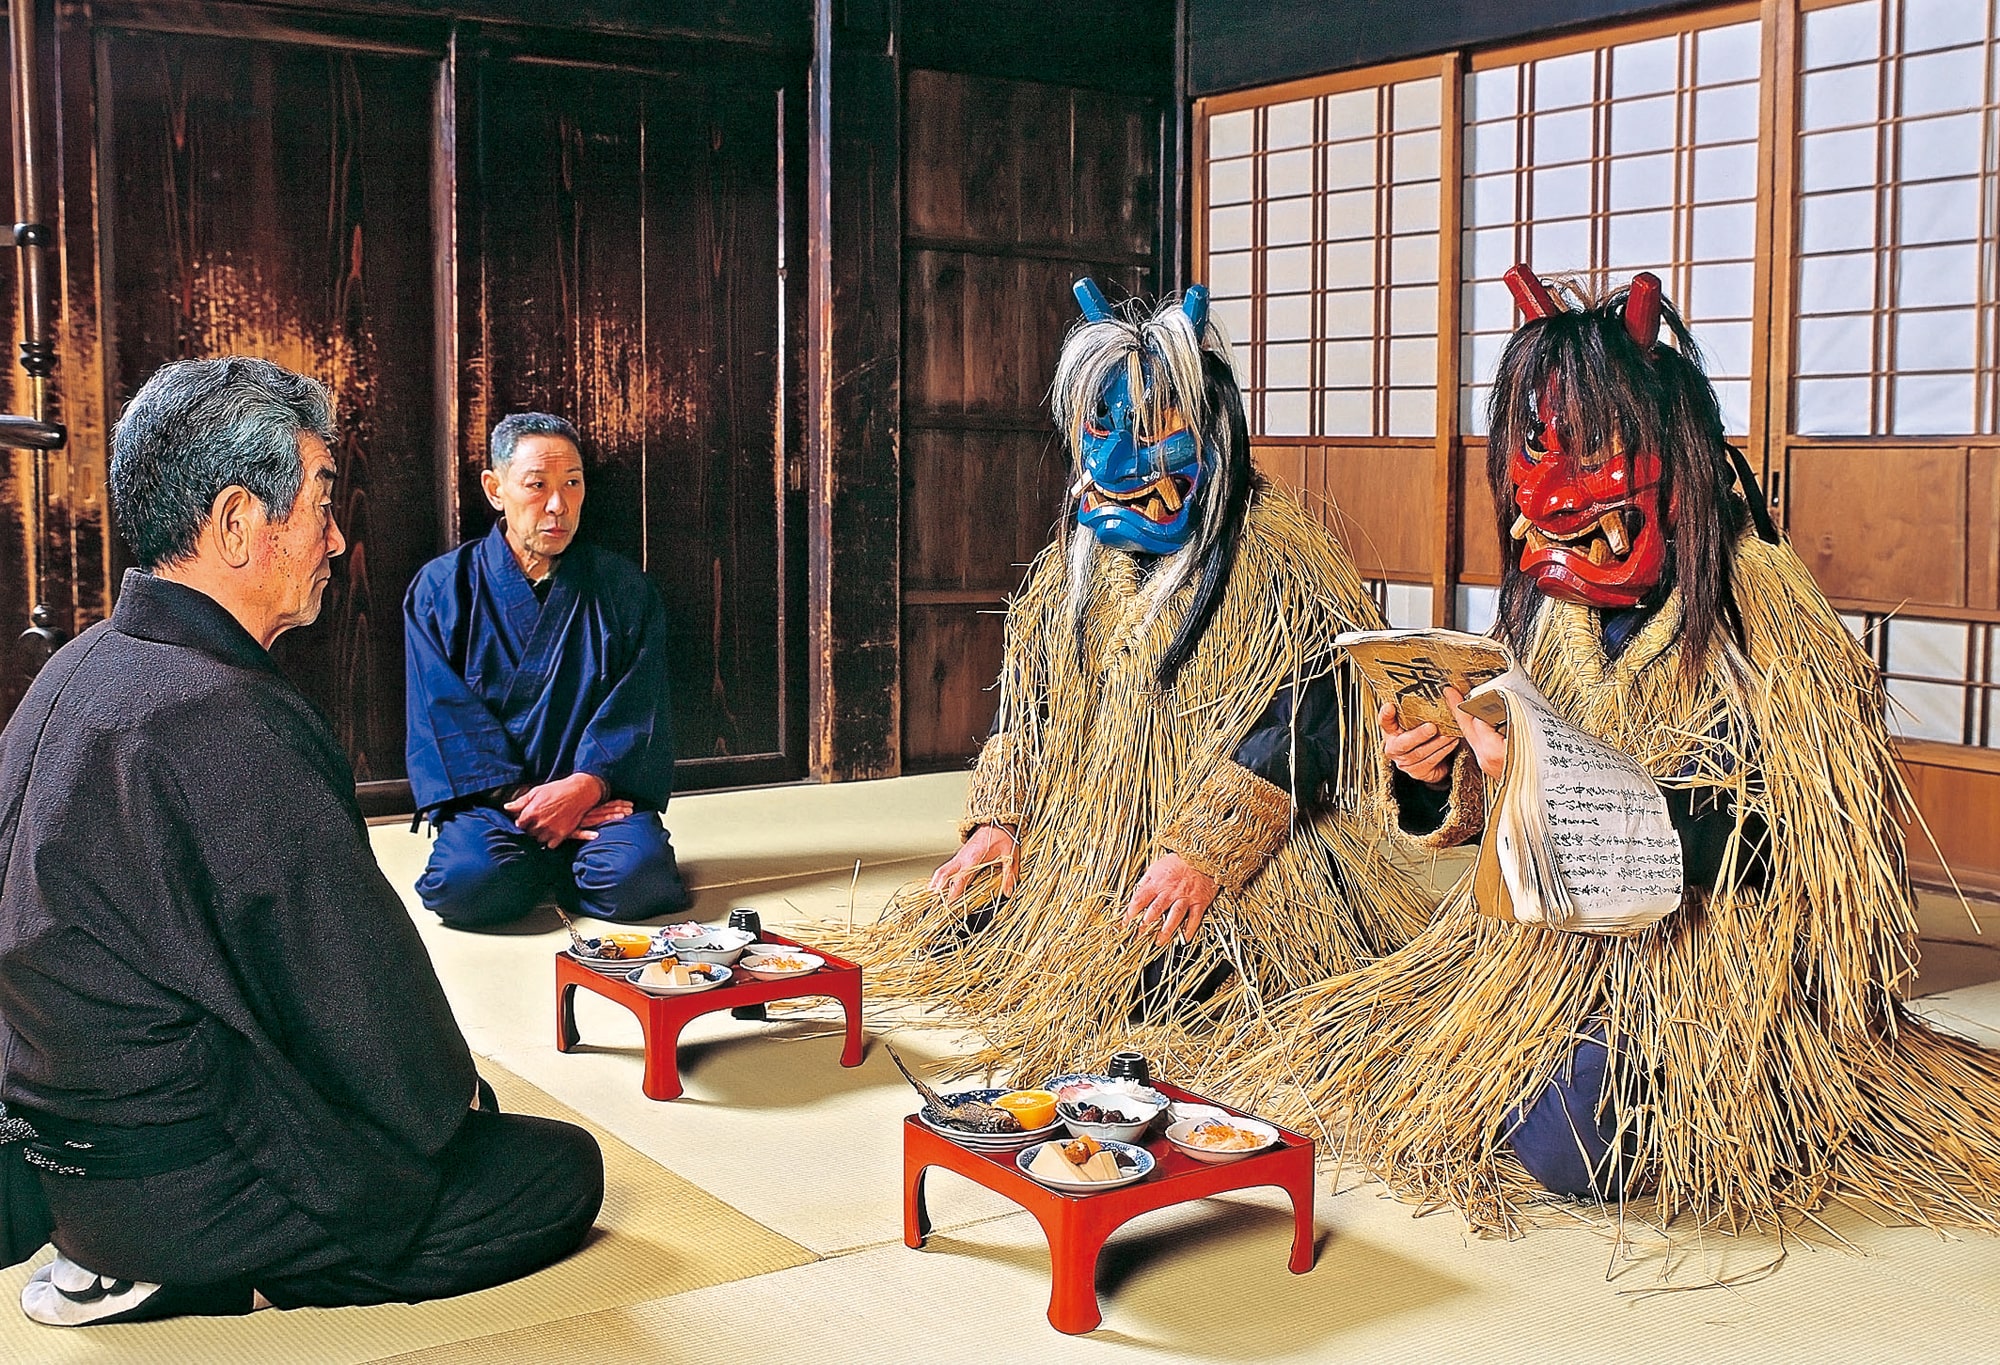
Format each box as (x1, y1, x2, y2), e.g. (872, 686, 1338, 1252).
(886, 1045, 1022, 1133)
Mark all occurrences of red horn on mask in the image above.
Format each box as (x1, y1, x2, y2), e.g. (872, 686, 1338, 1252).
(1625, 272, 1662, 352)
(1504, 263, 1562, 321)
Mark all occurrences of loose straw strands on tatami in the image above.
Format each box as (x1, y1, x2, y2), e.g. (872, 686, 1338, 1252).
(817, 486, 1437, 1088)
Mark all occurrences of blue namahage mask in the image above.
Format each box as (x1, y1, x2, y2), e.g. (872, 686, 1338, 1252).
(1075, 368, 1202, 555)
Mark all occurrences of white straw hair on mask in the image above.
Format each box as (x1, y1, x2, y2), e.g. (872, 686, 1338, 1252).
(1052, 292, 1241, 641)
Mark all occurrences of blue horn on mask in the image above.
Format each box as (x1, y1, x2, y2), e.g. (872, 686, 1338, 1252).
(1181, 285, 1209, 333)
(1073, 277, 1114, 324)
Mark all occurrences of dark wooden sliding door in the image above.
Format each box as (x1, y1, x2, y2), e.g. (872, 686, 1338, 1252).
(458, 43, 806, 789)
(96, 27, 442, 784)
(82, 11, 807, 795)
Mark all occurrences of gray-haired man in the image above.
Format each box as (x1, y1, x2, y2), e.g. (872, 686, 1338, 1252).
(0, 358, 602, 1326)
(403, 412, 689, 930)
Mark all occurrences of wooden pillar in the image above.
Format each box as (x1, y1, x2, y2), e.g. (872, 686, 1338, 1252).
(1430, 51, 1464, 627)
(806, 0, 901, 780)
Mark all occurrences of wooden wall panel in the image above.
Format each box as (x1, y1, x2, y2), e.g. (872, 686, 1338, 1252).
(99, 31, 440, 782)
(469, 52, 802, 784)
(1971, 448, 1999, 614)
(900, 603, 1006, 766)
(900, 67, 1162, 767)
(1901, 742, 2000, 898)
(1317, 445, 1432, 582)
(1784, 446, 1967, 610)
(0, 18, 26, 723)
(1457, 438, 1504, 584)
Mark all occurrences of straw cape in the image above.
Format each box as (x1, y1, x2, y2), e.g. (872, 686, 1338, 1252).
(830, 482, 1436, 1085)
(1239, 529, 2000, 1237)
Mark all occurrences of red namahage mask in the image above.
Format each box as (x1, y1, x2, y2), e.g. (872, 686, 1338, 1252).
(1509, 399, 1666, 609)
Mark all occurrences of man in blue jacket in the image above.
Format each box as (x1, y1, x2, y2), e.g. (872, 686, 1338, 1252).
(405, 413, 690, 929)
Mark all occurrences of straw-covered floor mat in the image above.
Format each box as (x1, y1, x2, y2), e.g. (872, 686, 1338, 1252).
(0, 1060, 814, 1365)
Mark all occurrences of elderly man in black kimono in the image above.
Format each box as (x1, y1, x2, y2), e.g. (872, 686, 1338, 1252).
(0, 358, 603, 1327)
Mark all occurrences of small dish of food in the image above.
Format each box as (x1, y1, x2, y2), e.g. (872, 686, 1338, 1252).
(737, 950, 825, 981)
(664, 927, 756, 965)
(1016, 1137, 1154, 1193)
(1057, 1089, 1164, 1145)
(1164, 1115, 1280, 1164)
(627, 961, 732, 996)
(1045, 1073, 1169, 1109)
(912, 1087, 1060, 1153)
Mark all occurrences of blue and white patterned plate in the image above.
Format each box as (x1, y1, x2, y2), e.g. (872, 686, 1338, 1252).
(1017, 1139, 1155, 1193)
(917, 1088, 1062, 1152)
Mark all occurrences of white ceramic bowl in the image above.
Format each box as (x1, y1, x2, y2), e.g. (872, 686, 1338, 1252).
(626, 963, 732, 996)
(737, 950, 824, 982)
(1016, 1139, 1154, 1193)
(1057, 1089, 1165, 1145)
(1164, 1115, 1280, 1164)
(666, 927, 756, 965)
(1045, 1073, 1169, 1108)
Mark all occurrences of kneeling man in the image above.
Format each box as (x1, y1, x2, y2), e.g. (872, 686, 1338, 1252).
(406, 413, 689, 929)
(0, 358, 602, 1326)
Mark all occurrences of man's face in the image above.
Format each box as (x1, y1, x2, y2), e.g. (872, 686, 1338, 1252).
(483, 434, 586, 566)
(256, 432, 345, 636)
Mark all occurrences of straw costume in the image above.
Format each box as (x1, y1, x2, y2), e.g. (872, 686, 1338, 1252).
(839, 282, 1434, 1085)
(1245, 266, 2000, 1237)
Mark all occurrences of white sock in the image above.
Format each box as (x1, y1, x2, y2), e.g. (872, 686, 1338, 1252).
(20, 1255, 163, 1328)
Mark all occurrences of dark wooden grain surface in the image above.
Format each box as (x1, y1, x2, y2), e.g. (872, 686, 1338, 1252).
(899, 69, 1163, 767)
(466, 43, 805, 786)
(98, 31, 440, 782)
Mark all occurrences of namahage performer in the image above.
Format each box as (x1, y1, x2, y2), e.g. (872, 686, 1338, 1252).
(1244, 264, 2000, 1235)
(839, 280, 1433, 1084)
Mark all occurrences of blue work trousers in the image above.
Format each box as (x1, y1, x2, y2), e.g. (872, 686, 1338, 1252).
(417, 806, 690, 929)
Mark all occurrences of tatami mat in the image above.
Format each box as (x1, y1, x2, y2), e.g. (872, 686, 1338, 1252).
(374, 1177, 2000, 1365)
(18, 773, 1997, 1363)
(0, 1061, 813, 1365)
(373, 774, 1025, 1257)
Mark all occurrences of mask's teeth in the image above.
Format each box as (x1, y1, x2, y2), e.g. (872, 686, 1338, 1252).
(1158, 477, 1184, 513)
(1525, 527, 1547, 551)
(1511, 513, 1532, 541)
(1143, 494, 1167, 521)
(1599, 510, 1630, 556)
(1587, 538, 1611, 566)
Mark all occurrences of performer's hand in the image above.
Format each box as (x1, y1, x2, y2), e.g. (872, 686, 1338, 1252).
(1124, 853, 1220, 947)
(505, 773, 607, 848)
(1448, 690, 1508, 782)
(1380, 696, 1461, 786)
(574, 799, 636, 839)
(928, 823, 1019, 903)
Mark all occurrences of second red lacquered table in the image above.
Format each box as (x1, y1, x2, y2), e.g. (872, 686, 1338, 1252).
(555, 931, 865, 1100)
(902, 1080, 1316, 1334)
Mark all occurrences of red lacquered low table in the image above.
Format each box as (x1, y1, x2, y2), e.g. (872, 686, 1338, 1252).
(555, 932, 865, 1100)
(902, 1081, 1316, 1334)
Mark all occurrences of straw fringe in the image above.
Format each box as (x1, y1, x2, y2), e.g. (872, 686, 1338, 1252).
(1159, 761, 1293, 892)
(959, 732, 1029, 840)
(1230, 531, 2000, 1237)
(1399, 748, 1486, 850)
(820, 485, 1437, 1085)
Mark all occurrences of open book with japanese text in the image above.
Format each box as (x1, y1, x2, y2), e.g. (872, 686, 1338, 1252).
(1336, 629, 1685, 935)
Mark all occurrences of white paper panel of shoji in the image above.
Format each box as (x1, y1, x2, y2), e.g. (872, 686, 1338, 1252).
(1460, 19, 1763, 436)
(1792, 0, 1999, 437)
(1202, 75, 1442, 439)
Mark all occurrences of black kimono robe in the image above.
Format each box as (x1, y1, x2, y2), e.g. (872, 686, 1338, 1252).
(0, 572, 478, 1271)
